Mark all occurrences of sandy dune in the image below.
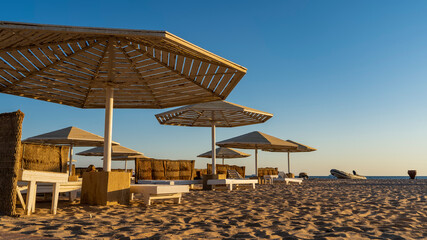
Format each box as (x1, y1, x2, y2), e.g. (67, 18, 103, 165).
(0, 179, 426, 239)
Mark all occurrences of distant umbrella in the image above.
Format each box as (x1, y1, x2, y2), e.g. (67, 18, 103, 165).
(22, 126, 119, 175)
(77, 145, 142, 157)
(217, 131, 298, 176)
(264, 140, 316, 174)
(155, 100, 273, 174)
(103, 154, 150, 170)
(197, 147, 250, 164)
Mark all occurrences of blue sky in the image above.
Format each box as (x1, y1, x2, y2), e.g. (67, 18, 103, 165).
(1, 1, 426, 176)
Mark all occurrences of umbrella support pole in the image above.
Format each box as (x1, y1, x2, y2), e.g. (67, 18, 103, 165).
(287, 151, 290, 174)
(68, 145, 73, 176)
(103, 86, 114, 172)
(255, 148, 258, 177)
(125, 160, 127, 170)
(211, 121, 216, 174)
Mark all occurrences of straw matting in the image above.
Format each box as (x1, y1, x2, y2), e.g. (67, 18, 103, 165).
(0, 110, 24, 216)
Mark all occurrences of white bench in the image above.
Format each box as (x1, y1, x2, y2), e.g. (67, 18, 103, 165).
(207, 179, 258, 191)
(263, 175, 279, 184)
(16, 169, 69, 215)
(130, 184, 189, 205)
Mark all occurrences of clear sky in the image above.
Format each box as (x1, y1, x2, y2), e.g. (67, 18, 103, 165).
(1, 0, 426, 176)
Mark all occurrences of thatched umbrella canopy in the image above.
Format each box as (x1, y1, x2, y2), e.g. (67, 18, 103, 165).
(22, 126, 119, 175)
(77, 145, 142, 157)
(264, 140, 316, 174)
(197, 147, 250, 165)
(0, 21, 247, 172)
(155, 101, 272, 174)
(216, 131, 298, 176)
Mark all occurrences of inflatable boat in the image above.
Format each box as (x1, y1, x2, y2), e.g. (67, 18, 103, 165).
(330, 169, 367, 179)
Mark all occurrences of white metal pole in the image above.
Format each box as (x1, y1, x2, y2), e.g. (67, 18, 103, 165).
(288, 151, 290, 174)
(211, 121, 216, 175)
(68, 145, 73, 176)
(255, 148, 258, 176)
(103, 86, 114, 172)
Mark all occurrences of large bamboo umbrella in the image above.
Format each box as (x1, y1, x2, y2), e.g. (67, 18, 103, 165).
(22, 126, 119, 175)
(0, 21, 247, 172)
(155, 100, 273, 174)
(216, 131, 298, 176)
(197, 147, 250, 165)
(264, 140, 316, 174)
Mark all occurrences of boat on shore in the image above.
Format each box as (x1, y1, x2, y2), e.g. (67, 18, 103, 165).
(330, 169, 367, 179)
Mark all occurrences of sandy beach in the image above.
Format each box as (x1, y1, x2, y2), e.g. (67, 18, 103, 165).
(0, 179, 426, 239)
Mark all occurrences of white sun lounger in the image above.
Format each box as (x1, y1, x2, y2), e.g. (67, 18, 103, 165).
(137, 180, 202, 185)
(207, 179, 258, 191)
(16, 169, 70, 215)
(130, 184, 189, 205)
(263, 175, 279, 184)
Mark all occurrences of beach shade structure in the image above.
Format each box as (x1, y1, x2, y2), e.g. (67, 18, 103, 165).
(77, 145, 142, 157)
(264, 140, 316, 174)
(217, 131, 299, 176)
(155, 100, 273, 174)
(22, 126, 119, 175)
(0, 21, 247, 172)
(197, 147, 250, 165)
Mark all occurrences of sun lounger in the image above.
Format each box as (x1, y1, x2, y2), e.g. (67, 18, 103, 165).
(263, 175, 279, 184)
(130, 184, 189, 205)
(16, 169, 70, 215)
(277, 171, 304, 185)
(207, 179, 258, 191)
(137, 180, 202, 185)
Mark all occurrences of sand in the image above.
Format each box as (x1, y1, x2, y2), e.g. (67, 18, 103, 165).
(0, 179, 426, 239)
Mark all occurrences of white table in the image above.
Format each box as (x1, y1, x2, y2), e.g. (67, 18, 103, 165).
(130, 184, 189, 205)
(207, 179, 258, 191)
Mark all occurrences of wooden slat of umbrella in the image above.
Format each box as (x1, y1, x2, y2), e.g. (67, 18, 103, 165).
(155, 101, 273, 174)
(0, 21, 247, 172)
(216, 131, 299, 176)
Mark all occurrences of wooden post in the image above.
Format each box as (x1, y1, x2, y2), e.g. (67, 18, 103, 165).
(288, 151, 290, 174)
(222, 157, 224, 165)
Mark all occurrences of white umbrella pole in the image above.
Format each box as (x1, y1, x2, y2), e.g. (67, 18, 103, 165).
(287, 151, 290, 174)
(68, 145, 73, 176)
(211, 121, 216, 175)
(103, 86, 114, 172)
(255, 148, 258, 176)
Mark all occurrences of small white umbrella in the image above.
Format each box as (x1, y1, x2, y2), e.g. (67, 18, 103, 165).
(197, 147, 250, 165)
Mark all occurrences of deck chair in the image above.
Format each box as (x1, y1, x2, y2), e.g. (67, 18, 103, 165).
(227, 169, 244, 179)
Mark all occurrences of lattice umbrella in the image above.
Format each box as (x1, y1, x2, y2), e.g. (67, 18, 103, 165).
(0, 21, 247, 171)
(216, 131, 298, 176)
(264, 140, 316, 174)
(155, 100, 272, 174)
(22, 126, 119, 175)
(197, 147, 250, 165)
